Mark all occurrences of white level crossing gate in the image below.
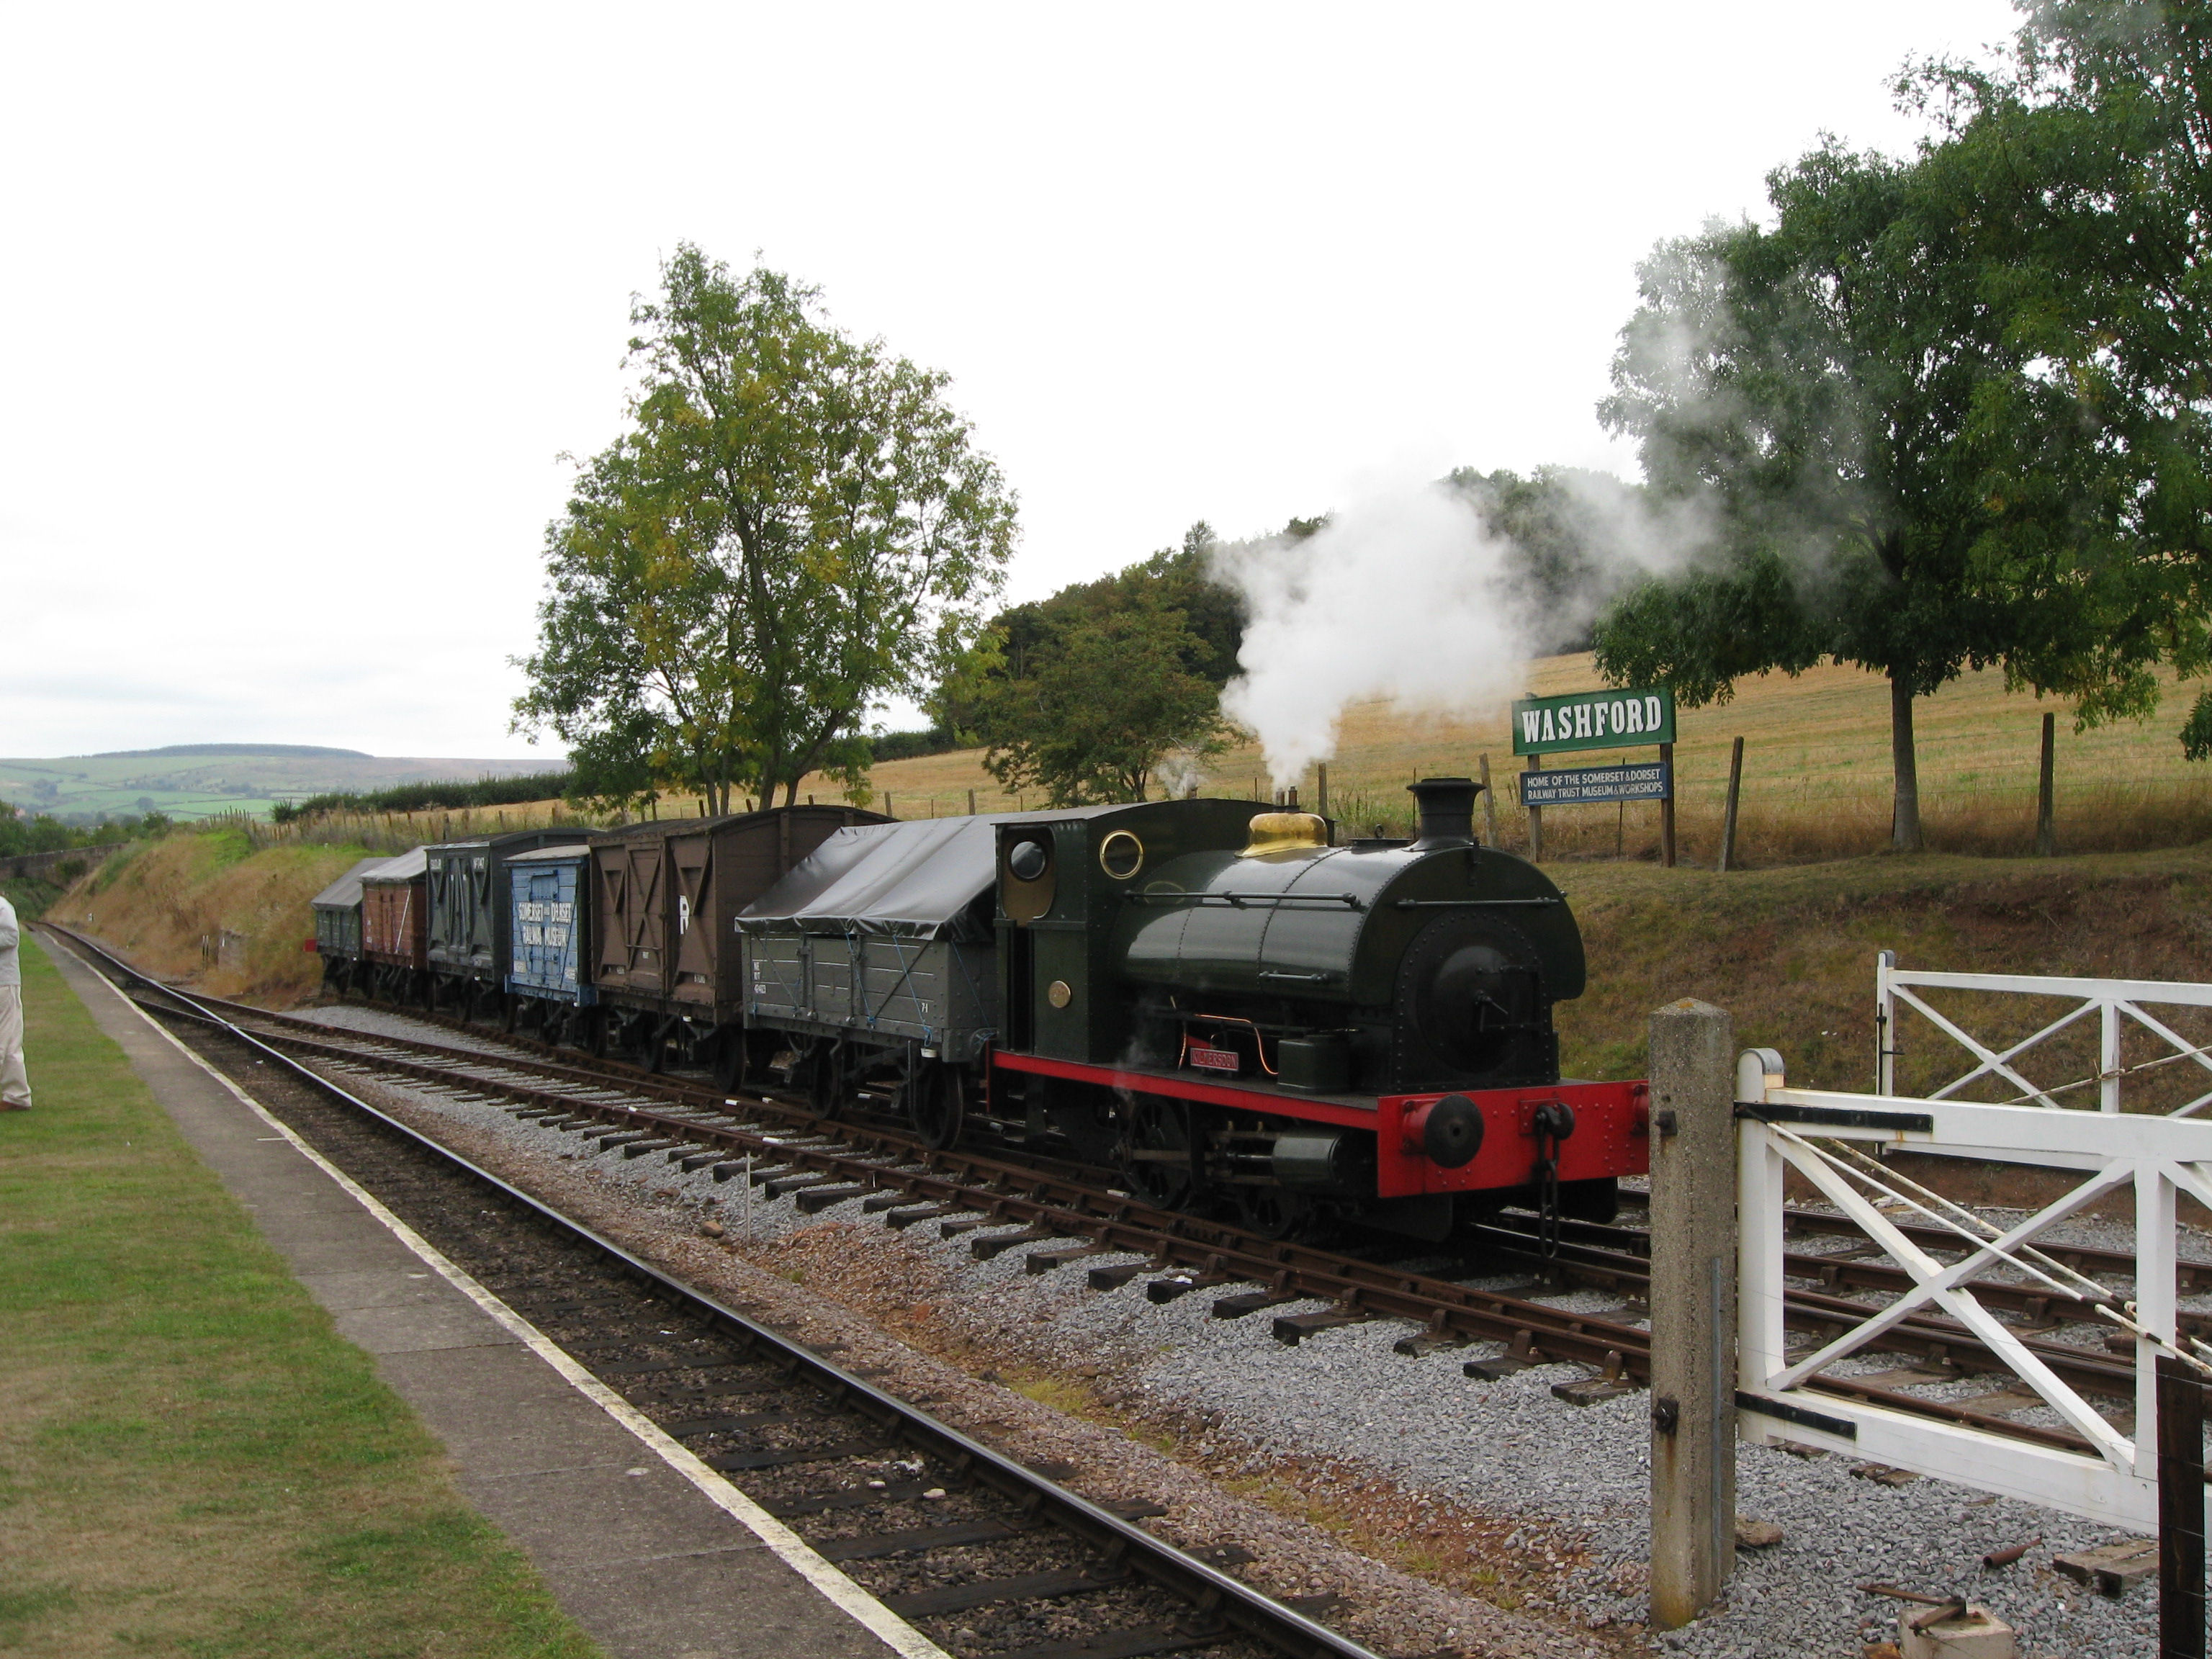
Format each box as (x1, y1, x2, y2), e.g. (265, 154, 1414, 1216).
(1736, 961, 2212, 1530)
(1875, 950, 2212, 1116)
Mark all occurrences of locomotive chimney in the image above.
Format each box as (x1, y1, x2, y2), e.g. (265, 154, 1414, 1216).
(1408, 776, 1482, 850)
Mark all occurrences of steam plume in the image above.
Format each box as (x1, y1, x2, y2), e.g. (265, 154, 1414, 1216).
(1212, 475, 1707, 788)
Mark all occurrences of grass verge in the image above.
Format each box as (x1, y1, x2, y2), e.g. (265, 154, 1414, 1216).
(1554, 842, 2212, 1098)
(0, 940, 602, 1659)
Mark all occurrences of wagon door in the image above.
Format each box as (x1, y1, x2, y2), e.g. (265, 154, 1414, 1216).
(670, 830, 716, 1007)
(467, 854, 493, 969)
(595, 839, 667, 994)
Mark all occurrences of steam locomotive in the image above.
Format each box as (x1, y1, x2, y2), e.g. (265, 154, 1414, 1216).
(310, 780, 1649, 1238)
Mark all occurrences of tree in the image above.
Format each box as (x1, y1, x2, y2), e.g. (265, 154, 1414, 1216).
(981, 522, 1247, 692)
(1447, 466, 1658, 655)
(562, 709, 670, 816)
(1595, 132, 2191, 850)
(514, 247, 1017, 811)
(966, 598, 1231, 806)
(1905, 3, 2212, 756)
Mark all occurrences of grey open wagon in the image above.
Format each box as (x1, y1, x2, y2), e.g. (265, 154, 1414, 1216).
(737, 814, 1090, 1143)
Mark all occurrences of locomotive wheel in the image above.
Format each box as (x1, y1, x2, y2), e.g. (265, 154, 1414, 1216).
(904, 1062, 966, 1150)
(1121, 1098, 1197, 1211)
(1234, 1185, 1313, 1241)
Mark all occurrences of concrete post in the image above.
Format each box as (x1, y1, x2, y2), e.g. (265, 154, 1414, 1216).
(1648, 997, 1738, 1629)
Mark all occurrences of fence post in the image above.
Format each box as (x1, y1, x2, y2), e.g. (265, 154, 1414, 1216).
(1648, 998, 1737, 1629)
(1717, 737, 1745, 873)
(2036, 711, 2059, 857)
(968, 788, 977, 817)
(1874, 950, 1897, 1094)
(1478, 754, 1497, 849)
(2160, 1355, 2206, 1659)
(1527, 755, 1543, 862)
(1659, 740, 1678, 867)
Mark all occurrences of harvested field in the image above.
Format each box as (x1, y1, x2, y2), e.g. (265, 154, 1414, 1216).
(801, 652, 2212, 864)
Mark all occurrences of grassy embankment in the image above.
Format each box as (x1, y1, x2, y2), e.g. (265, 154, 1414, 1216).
(0, 942, 599, 1658)
(796, 652, 2212, 863)
(60, 827, 374, 1004)
(1556, 846, 2212, 1102)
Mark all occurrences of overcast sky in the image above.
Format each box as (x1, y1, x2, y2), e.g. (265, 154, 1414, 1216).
(1, 1, 2021, 760)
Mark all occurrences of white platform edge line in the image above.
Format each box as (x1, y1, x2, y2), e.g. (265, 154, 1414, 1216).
(50, 937, 948, 1659)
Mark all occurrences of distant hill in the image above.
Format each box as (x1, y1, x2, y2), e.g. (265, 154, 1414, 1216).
(0, 749, 559, 825)
(81, 743, 373, 760)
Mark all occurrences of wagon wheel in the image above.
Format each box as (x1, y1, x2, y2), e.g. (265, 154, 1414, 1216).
(1120, 1097, 1197, 1212)
(904, 1062, 966, 1151)
(711, 1035, 746, 1094)
(809, 1042, 850, 1122)
(1234, 1185, 1313, 1241)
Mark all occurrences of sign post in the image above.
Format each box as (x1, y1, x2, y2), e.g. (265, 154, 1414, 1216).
(1512, 686, 1678, 868)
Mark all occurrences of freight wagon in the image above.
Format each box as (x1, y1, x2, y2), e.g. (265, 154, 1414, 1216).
(423, 829, 589, 1018)
(504, 842, 595, 1043)
(307, 854, 392, 997)
(360, 847, 431, 1004)
(588, 805, 887, 1078)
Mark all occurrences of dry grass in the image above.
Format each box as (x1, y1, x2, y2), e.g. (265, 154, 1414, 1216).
(793, 652, 2212, 866)
(1550, 842, 2212, 1089)
(57, 829, 369, 1004)
(260, 799, 598, 854)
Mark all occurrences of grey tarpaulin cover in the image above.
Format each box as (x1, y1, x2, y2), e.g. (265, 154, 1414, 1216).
(310, 855, 399, 912)
(359, 846, 428, 885)
(737, 809, 1118, 941)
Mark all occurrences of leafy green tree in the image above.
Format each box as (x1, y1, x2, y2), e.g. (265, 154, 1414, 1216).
(1596, 130, 2193, 850)
(970, 599, 1231, 805)
(515, 246, 1017, 811)
(979, 523, 1246, 694)
(562, 710, 670, 816)
(1905, 1, 2212, 757)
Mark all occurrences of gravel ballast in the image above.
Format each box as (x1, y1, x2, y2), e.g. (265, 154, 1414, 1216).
(287, 1008, 2170, 1658)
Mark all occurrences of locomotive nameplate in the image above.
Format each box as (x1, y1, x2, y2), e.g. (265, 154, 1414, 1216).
(1187, 1044, 1239, 1074)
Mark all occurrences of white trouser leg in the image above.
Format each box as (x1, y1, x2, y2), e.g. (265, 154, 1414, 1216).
(0, 985, 30, 1107)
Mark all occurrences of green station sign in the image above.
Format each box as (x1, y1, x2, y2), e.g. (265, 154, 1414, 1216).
(1511, 685, 1676, 756)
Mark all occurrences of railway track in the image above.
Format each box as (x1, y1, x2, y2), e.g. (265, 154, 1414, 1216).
(48, 925, 1374, 1659)
(53, 926, 2176, 1479)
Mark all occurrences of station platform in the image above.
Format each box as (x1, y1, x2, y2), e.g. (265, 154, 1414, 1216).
(38, 932, 936, 1659)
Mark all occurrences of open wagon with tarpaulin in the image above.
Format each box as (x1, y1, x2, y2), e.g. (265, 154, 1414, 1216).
(585, 805, 884, 1074)
(737, 814, 1032, 1143)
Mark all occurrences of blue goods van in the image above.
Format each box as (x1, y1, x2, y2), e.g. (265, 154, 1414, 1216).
(507, 844, 595, 1007)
